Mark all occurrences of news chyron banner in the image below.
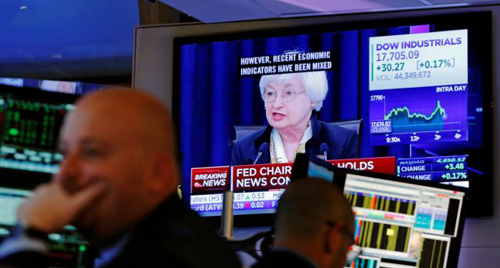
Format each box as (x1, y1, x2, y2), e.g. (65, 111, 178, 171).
(231, 157, 396, 190)
(190, 163, 292, 214)
(190, 157, 397, 193)
(190, 157, 396, 214)
(232, 163, 293, 191)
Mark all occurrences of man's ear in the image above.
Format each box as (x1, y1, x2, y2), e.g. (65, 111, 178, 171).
(147, 153, 178, 195)
(323, 224, 341, 255)
(323, 225, 333, 254)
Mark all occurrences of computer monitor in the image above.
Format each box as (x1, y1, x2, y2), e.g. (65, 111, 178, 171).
(336, 169, 466, 268)
(0, 84, 77, 190)
(0, 85, 93, 268)
(291, 153, 337, 184)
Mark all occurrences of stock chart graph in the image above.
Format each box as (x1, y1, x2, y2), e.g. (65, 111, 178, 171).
(384, 101, 446, 133)
(369, 86, 468, 145)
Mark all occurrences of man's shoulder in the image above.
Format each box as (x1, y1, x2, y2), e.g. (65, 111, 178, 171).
(253, 250, 317, 268)
(0, 251, 47, 268)
(106, 197, 241, 268)
(149, 199, 241, 268)
(140, 196, 229, 246)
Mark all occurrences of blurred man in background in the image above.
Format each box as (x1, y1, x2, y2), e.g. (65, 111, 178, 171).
(0, 89, 240, 268)
(254, 178, 355, 268)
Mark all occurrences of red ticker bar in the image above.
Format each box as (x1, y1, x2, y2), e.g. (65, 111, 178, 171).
(328, 156, 396, 175)
(191, 157, 396, 194)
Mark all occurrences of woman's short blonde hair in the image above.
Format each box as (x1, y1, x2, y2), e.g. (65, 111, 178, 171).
(259, 71, 328, 112)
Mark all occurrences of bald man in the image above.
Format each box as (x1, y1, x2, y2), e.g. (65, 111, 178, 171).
(0, 89, 240, 268)
(254, 178, 355, 268)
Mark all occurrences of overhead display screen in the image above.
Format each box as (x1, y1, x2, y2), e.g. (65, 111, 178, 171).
(173, 12, 492, 217)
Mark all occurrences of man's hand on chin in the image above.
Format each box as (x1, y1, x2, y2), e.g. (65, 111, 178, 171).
(17, 182, 107, 233)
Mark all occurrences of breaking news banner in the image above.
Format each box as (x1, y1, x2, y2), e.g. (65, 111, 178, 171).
(232, 163, 294, 191)
(189, 157, 397, 214)
(191, 166, 230, 194)
(239, 51, 335, 76)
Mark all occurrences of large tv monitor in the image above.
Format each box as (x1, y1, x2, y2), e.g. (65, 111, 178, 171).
(335, 168, 466, 268)
(170, 11, 492, 218)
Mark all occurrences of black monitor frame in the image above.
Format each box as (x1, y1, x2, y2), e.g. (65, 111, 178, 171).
(172, 11, 492, 218)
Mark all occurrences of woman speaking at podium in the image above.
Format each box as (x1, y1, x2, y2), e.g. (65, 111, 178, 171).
(231, 71, 358, 165)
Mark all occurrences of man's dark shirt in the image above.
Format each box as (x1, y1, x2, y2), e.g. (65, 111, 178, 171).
(253, 249, 317, 268)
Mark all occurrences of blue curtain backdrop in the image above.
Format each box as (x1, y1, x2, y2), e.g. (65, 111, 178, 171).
(178, 28, 413, 198)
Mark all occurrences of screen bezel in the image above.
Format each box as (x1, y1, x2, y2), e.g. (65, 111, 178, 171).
(172, 11, 492, 218)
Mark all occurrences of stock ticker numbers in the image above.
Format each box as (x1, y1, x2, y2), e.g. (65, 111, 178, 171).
(2, 98, 68, 149)
(368, 29, 471, 185)
(190, 190, 283, 214)
(369, 30, 468, 146)
(397, 155, 468, 182)
(0, 97, 73, 174)
(370, 30, 466, 87)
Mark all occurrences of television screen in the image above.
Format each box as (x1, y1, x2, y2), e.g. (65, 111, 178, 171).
(337, 169, 466, 268)
(173, 12, 492, 217)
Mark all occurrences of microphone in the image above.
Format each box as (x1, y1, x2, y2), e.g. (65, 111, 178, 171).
(320, 143, 329, 161)
(253, 143, 269, 164)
